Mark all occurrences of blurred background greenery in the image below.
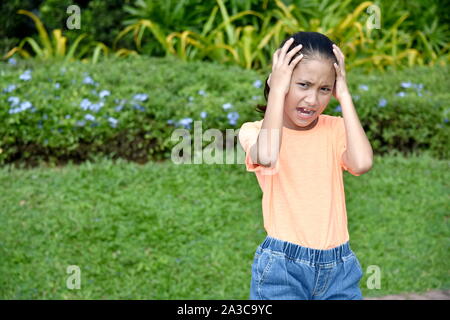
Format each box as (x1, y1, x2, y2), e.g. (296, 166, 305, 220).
(0, 0, 449, 300)
(2, 0, 449, 71)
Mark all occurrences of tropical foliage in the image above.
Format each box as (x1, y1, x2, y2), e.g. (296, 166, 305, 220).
(2, 0, 449, 72)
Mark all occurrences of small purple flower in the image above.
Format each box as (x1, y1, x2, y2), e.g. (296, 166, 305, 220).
(90, 102, 104, 112)
(188, 96, 194, 102)
(227, 111, 239, 120)
(378, 98, 387, 107)
(83, 76, 95, 85)
(444, 118, 448, 123)
(334, 105, 342, 113)
(198, 90, 207, 96)
(8, 58, 17, 65)
(7, 96, 20, 107)
(108, 117, 118, 128)
(222, 103, 233, 110)
(252, 95, 260, 100)
(358, 84, 368, 91)
(84, 114, 96, 121)
(65, 115, 71, 119)
(396, 91, 406, 97)
(20, 101, 32, 111)
(178, 117, 193, 129)
(227, 111, 239, 125)
(167, 119, 175, 125)
(54, 82, 60, 89)
(4, 84, 16, 93)
(200, 111, 207, 119)
(19, 69, 32, 81)
(352, 94, 360, 101)
(80, 99, 91, 110)
(401, 82, 412, 88)
(75, 120, 86, 127)
(114, 105, 124, 112)
(132, 93, 148, 102)
(133, 104, 145, 112)
(8, 100, 32, 114)
(253, 80, 262, 88)
(99, 90, 110, 99)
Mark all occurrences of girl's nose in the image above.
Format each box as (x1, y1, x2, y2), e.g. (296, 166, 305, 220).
(304, 91, 318, 106)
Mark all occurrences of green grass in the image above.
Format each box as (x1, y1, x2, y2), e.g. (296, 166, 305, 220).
(0, 151, 448, 299)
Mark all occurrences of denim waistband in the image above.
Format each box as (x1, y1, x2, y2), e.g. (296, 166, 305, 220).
(259, 236, 353, 265)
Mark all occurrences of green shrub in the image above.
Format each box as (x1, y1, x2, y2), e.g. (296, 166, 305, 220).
(347, 65, 450, 159)
(0, 56, 448, 167)
(37, 0, 130, 47)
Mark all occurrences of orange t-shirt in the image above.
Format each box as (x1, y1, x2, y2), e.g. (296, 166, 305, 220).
(238, 114, 361, 250)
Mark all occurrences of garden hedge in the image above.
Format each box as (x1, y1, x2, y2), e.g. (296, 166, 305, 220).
(0, 55, 448, 167)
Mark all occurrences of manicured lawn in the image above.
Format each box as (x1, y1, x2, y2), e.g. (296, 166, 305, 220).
(0, 151, 448, 299)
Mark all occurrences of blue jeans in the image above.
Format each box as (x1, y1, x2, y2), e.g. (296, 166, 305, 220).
(250, 236, 364, 300)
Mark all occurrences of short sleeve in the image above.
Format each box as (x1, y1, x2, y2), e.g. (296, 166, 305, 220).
(335, 117, 361, 176)
(238, 121, 280, 175)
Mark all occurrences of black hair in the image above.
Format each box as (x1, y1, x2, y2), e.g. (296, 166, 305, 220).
(256, 31, 338, 114)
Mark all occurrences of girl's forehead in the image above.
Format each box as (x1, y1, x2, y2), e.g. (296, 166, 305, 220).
(293, 59, 335, 82)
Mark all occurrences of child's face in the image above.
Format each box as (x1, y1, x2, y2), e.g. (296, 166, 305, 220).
(283, 58, 336, 130)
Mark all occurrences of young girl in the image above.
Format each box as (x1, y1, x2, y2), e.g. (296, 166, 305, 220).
(238, 31, 373, 300)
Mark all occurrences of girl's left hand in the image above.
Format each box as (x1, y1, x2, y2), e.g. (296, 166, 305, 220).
(332, 44, 350, 102)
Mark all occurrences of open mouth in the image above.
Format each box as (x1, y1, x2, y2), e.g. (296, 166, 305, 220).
(296, 107, 316, 118)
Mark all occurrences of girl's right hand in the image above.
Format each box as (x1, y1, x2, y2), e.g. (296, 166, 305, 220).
(267, 38, 304, 96)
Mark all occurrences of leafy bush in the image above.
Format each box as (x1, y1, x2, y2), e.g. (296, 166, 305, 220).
(0, 55, 267, 166)
(0, 56, 448, 167)
(117, 0, 450, 72)
(4, 9, 137, 64)
(4, 0, 449, 73)
(347, 66, 449, 159)
(0, 0, 42, 56)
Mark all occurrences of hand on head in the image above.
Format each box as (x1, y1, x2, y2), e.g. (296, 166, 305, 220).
(267, 38, 304, 96)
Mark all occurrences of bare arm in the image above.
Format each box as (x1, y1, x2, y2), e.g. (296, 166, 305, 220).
(249, 37, 304, 168)
(332, 44, 373, 173)
(250, 91, 285, 168)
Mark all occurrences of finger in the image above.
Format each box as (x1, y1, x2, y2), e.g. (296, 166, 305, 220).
(332, 48, 342, 65)
(278, 38, 294, 65)
(267, 73, 272, 87)
(286, 44, 302, 61)
(334, 59, 346, 78)
(272, 49, 279, 70)
(333, 62, 340, 76)
(289, 53, 304, 68)
(332, 44, 345, 63)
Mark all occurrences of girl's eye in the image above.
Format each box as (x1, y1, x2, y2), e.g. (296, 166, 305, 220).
(297, 83, 330, 92)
